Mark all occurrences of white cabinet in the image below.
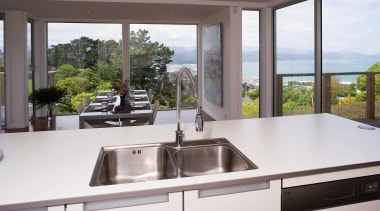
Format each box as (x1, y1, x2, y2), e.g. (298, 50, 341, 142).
(15, 180, 282, 211)
(64, 180, 281, 211)
(67, 192, 182, 211)
(184, 180, 281, 211)
(66, 203, 84, 211)
(48, 205, 65, 211)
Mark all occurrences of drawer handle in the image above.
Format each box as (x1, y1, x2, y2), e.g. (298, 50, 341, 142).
(199, 181, 270, 198)
(84, 194, 168, 211)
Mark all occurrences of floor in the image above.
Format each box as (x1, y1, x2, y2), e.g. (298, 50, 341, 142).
(1, 110, 379, 133)
(1, 109, 199, 133)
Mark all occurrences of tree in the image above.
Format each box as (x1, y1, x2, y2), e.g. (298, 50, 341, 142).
(98, 39, 122, 64)
(130, 29, 174, 99)
(97, 39, 123, 83)
(98, 53, 122, 83)
(48, 43, 71, 67)
(357, 62, 380, 95)
(78, 68, 101, 92)
(130, 29, 156, 89)
(48, 36, 121, 70)
(247, 88, 259, 101)
(56, 78, 82, 98)
(329, 76, 357, 105)
(66, 36, 99, 69)
(47, 30, 176, 112)
(153, 44, 174, 102)
(55, 64, 79, 82)
(282, 85, 313, 111)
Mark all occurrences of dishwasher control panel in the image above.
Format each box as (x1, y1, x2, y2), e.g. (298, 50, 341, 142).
(362, 181, 379, 193)
(282, 174, 380, 211)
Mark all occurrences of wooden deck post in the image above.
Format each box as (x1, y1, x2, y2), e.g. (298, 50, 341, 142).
(276, 75, 283, 116)
(322, 74, 331, 113)
(366, 73, 375, 119)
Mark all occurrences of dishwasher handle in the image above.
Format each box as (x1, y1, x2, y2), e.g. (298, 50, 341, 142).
(323, 186, 355, 201)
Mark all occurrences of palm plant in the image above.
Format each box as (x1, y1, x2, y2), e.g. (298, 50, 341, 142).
(30, 87, 67, 118)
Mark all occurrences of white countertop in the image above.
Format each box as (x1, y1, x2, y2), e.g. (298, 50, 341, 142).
(0, 114, 379, 210)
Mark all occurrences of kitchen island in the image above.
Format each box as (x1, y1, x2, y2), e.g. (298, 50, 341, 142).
(0, 114, 379, 210)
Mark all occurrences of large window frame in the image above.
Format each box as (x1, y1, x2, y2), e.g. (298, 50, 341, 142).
(46, 22, 123, 114)
(46, 22, 199, 113)
(273, 0, 322, 116)
(274, 0, 379, 124)
(242, 9, 260, 119)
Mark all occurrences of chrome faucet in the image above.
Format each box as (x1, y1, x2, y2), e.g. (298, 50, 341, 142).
(176, 67, 204, 147)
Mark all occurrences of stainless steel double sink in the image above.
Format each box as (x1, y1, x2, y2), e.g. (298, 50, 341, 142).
(90, 138, 258, 186)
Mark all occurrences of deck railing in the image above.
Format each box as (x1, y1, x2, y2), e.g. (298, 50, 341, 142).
(276, 71, 380, 121)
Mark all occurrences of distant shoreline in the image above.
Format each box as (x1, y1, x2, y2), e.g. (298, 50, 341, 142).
(168, 57, 379, 86)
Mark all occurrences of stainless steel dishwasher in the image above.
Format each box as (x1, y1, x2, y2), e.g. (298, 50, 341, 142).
(282, 174, 380, 210)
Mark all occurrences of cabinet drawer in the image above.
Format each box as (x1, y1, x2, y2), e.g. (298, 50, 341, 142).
(82, 192, 182, 211)
(184, 180, 281, 211)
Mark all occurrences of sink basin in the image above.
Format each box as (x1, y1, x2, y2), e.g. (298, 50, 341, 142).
(90, 138, 258, 186)
(89, 144, 178, 186)
(175, 144, 257, 177)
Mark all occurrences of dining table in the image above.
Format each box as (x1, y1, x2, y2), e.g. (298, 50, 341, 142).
(79, 90, 153, 129)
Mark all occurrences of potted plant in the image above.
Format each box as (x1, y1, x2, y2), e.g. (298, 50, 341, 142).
(30, 87, 66, 119)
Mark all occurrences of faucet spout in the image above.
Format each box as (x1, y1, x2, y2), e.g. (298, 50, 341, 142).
(176, 67, 204, 147)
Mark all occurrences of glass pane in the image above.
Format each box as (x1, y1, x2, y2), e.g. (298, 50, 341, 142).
(242, 10, 260, 118)
(0, 18, 4, 129)
(129, 24, 197, 109)
(47, 23, 122, 114)
(322, 0, 380, 122)
(275, 0, 315, 116)
(27, 21, 33, 119)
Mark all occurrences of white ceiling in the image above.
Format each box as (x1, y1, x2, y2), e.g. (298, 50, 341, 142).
(0, 0, 296, 21)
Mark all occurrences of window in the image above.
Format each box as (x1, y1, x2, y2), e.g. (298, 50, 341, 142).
(0, 17, 4, 128)
(242, 10, 260, 118)
(275, 0, 315, 116)
(129, 24, 197, 109)
(322, 0, 380, 120)
(47, 22, 122, 114)
(27, 20, 34, 118)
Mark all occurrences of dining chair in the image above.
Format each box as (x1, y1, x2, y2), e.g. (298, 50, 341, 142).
(148, 89, 154, 103)
(84, 119, 116, 129)
(85, 96, 92, 106)
(130, 100, 159, 126)
(83, 120, 94, 129)
(76, 103, 85, 113)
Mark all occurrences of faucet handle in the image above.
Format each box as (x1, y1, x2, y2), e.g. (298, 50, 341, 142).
(176, 130, 184, 147)
(195, 107, 204, 132)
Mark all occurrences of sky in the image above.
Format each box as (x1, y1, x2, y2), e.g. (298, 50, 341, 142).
(276, 0, 380, 54)
(1, 0, 380, 55)
(46, 23, 197, 47)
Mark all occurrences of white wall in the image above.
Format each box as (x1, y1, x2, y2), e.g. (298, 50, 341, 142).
(201, 7, 243, 120)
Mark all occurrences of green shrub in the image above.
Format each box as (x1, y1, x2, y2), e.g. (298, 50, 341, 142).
(242, 100, 259, 118)
(71, 92, 94, 112)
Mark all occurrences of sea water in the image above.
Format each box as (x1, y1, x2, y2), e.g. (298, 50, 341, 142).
(169, 57, 379, 84)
